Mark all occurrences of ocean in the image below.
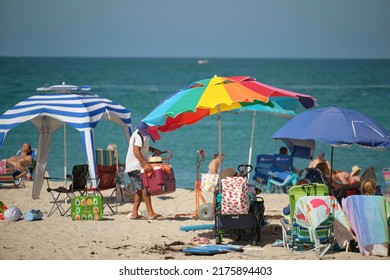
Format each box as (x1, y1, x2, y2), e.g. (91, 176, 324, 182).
(1, 57, 390, 193)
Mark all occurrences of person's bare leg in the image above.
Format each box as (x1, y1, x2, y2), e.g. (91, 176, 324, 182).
(130, 190, 143, 218)
(142, 191, 163, 219)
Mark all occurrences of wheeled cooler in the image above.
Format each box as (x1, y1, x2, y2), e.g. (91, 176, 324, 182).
(140, 151, 176, 196)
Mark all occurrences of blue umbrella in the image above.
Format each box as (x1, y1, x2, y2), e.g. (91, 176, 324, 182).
(271, 106, 390, 167)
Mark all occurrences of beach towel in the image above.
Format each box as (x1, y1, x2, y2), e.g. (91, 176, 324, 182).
(0, 160, 7, 174)
(221, 176, 249, 215)
(295, 196, 353, 248)
(342, 195, 390, 256)
(201, 173, 219, 192)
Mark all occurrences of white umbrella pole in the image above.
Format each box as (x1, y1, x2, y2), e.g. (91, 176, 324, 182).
(218, 105, 222, 193)
(64, 124, 67, 180)
(248, 111, 256, 168)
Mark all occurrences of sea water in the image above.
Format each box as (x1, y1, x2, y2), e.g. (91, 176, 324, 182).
(1, 57, 390, 193)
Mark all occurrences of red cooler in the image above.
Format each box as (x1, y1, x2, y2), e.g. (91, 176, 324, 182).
(141, 151, 176, 196)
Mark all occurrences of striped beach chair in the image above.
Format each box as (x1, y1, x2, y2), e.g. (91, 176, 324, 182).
(84, 147, 123, 214)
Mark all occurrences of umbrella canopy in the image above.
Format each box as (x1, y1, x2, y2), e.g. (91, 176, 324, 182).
(0, 84, 133, 199)
(142, 75, 317, 189)
(143, 76, 316, 132)
(271, 106, 390, 160)
(233, 102, 296, 167)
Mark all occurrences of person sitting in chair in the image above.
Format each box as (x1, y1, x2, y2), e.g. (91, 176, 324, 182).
(3, 143, 34, 178)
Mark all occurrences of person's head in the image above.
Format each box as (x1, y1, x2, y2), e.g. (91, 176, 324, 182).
(361, 178, 376, 195)
(21, 143, 32, 155)
(316, 162, 329, 176)
(351, 165, 361, 177)
(213, 153, 224, 161)
(279, 147, 288, 155)
(297, 179, 310, 185)
(107, 144, 117, 152)
(317, 152, 325, 161)
(136, 122, 160, 142)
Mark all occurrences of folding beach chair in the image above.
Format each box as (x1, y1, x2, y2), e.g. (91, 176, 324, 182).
(280, 183, 337, 259)
(252, 154, 273, 193)
(83, 148, 121, 214)
(0, 163, 25, 188)
(266, 154, 298, 193)
(0, 148, 37, 188)
(46, 164, 89, 217)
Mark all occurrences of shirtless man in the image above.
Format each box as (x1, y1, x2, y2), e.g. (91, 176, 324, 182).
(6, 143, 33, 175)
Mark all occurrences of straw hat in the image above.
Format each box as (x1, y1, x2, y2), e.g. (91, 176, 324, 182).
(351, 165, 361, 176)
(221, 167, 236, 179)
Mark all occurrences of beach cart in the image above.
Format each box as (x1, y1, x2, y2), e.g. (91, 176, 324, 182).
(214, 164, 265, 246)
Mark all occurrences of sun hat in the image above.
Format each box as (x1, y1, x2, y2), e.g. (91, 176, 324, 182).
(351, 165, 361, 176)
(136, 122, 161, 142)
(4, 206, 22, 222)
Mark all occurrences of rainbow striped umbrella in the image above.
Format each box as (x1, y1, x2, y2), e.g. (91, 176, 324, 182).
(142, 75, 316, 187)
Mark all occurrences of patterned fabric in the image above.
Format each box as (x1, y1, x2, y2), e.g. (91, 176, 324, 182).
(221, 176, 249, 215)
(24, 209, 43, 221)
(201, 173, 219, 192)
(295, 195, 352, 247)
(0, 159, 7, 174)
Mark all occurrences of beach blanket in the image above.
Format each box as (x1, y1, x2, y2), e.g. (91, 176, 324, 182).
(295, 196, 353, 248)
(342, 195, 390, 256)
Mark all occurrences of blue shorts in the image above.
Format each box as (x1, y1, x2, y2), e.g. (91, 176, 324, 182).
(127, 170, 143, 193)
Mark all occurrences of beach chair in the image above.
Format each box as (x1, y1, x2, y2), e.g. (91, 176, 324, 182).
(266, 154, 297, 193)
(45, 164, 89, 217)
(0, 148, 37, 188)
(280, 183, 339, 259)
(252, 154, 273, 193)
(83, 148, 120, 214)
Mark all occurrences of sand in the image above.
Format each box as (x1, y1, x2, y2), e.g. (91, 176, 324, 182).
(0, 181, 388, 261)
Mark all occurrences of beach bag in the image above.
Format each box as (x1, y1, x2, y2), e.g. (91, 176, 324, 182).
(221, 176, 249, 215)
(116, 184, 134, 203)
(201, 173, 219, 192)
(71, 196, 103, 221)
(24, 209, 43, 221)
(4, 206, 22, 221)
(0, 201, 8, 220)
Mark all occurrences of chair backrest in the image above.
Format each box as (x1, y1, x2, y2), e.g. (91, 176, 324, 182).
(271, 154, 293, 172)
(95, 149, 118, 167)
(252, 154, 274, 183)
(71, 164, 89, 191)
(97, 164, 116, 188)
(288, 183, 329, 220)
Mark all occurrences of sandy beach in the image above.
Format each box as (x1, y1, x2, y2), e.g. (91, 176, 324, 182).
(0, 181, 388, 261)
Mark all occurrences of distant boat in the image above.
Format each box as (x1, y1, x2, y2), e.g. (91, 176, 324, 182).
(197, 59, 209, 65)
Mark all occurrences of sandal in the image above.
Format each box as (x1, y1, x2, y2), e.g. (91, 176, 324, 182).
(148, 214, 164, 220)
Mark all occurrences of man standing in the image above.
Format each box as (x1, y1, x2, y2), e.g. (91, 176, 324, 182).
(125, 122, 164, 220)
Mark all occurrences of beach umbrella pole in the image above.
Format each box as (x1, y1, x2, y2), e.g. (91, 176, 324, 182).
(64, 124, 67, 180)
(248, 111, 256, 168)
(218, 105, 222, 193)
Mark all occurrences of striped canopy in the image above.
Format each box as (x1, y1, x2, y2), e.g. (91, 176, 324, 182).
(0, 92, 133, 199)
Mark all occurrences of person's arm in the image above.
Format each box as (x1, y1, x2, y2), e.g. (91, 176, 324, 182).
(133, 145, 152, 172)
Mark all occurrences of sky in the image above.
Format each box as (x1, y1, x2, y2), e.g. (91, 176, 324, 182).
(1, 0, 390, 59)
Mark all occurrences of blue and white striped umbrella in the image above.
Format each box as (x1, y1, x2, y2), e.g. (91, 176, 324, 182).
(0, 85, 132, 199)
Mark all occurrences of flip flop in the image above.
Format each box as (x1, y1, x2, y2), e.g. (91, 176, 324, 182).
(129, 215, 146, 220)
(148, 214, 164, 220)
